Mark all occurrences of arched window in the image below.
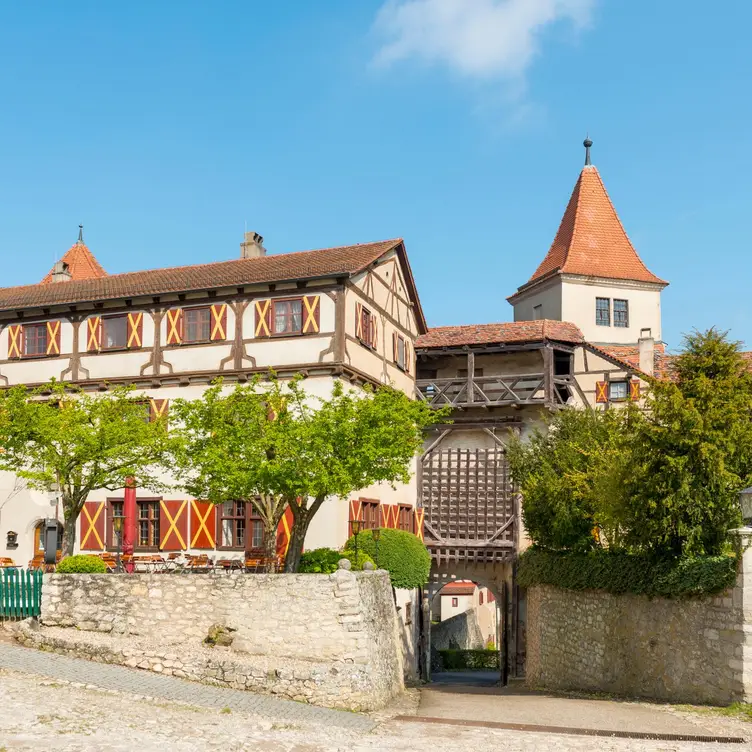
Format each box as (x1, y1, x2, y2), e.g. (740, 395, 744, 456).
(33, 520, 64, 554)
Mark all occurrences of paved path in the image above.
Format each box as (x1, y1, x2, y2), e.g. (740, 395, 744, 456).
(0, 641, 373, 731)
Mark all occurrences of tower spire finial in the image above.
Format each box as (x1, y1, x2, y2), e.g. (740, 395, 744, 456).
(77, 224, 84, 244)
(583, 135, 593, 166)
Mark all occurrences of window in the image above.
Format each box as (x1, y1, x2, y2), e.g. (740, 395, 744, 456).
(451, 597, 458, 608)
(360, 500, 380, 530)
(608, 381, 629, 401)
(533, 304, 542, 321)
(595, 298, 610, 327)
(102, 315, 128, 349)
(107, 500, 124, 549)
(218, 501, 264, 550)
(184, 307, 211, 343)
(359, 306, 375, 348)
(614, 299, 629, 328)
(273, 299, 303, 335)
(24, 324, 48, 356)
(395, 334, 407, 370)
(138, 501, 160, 549)
(397, 505, 413, 533)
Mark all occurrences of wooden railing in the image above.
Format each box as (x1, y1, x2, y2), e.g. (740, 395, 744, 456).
(416, 373, 547, 407)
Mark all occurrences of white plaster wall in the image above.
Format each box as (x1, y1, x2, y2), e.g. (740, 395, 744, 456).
(511, 279, 562, 323)
(440, 592, 473, 621)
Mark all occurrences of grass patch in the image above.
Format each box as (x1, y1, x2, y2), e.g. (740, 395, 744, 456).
(675, 702, 752, 722)
(220, 707, 232, 714)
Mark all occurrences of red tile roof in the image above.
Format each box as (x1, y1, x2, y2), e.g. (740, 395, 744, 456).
(440, 581, 477, 596)
(415, 320, 584, 349)
(41, 241, 108, 284)
(590, 342, 675, 380)
(517, 166, 666, 289)
(0, 238, 427, 331)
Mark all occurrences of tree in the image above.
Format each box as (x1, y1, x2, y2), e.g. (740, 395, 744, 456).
(0, 381, 173, 555)
(169, 374, 445, 572)
(617, 329, 752, 557)
(508, 407, 625, 552)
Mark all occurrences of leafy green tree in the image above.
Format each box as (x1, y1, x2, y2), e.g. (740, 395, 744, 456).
(508, 407, 626, 551)
(618, 329, 752, 556)
(170, 374, 445, 572)
(0, 381, 173, 555)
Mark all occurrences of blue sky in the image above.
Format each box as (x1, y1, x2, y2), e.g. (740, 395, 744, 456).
(1, 1, 750, 349)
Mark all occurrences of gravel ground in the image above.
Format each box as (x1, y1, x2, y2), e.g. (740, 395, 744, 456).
(1, 668, 751, 752)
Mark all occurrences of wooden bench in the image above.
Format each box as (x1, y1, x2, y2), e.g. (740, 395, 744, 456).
(0, 557, 17, 568)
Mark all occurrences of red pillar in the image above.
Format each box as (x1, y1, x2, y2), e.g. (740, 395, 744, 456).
(123, 477, 137, 573)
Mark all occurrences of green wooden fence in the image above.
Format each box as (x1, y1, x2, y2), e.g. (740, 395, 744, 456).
(0, 569, 43, 620)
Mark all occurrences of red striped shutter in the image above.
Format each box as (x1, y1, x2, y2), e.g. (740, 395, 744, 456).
(301, 296, 320, 334)
(355, 303, 363, 340)
(149, 399, 169, 425)
(166, 309, 184, 345)
(46, 321, 61, 355)
(7, 324, 22, 359)
(414, 508, 425, 541)
(595, 381, 608, 404)
(86, 317, 102, 352)
(159, 500, 188, 550)
(379, 505, 389, 528)
(80, 501, 106, 551)
(210, 304, 228, 341)
(630, 379, 641, 401)
(348, 499, 363, 537)
(276, 505, 294, 559)
(388, 505, 400, 529)
(190, 501, 216, 549)
(371, 315, 379, 349)
(127, 312, 144, 349)
(254, 300, 272, 337)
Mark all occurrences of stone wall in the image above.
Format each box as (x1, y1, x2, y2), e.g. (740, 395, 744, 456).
(33, 569, 403, 710)
(431, 610, 484, 651)
(526, 533, 752, 705)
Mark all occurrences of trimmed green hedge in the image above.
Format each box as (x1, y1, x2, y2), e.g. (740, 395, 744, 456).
(56, 554, 108, 574)
(344, 528, 430, 589)
(518, 548, 737, 599)
(298, 547, 374, 574)
(438, 649, 500, 671)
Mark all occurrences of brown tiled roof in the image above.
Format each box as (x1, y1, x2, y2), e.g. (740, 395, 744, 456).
(416, 320, 584, 349)
(517, 166, 666, 289)
(41, 241, 108, 284)
(440, 581, 477, 596)
(589, 342, 675, 380)
(0, 238, 428, 330)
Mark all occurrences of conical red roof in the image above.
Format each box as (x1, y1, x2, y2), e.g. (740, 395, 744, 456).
(41, 238, 107, 284)
(523, 165, 666, 287)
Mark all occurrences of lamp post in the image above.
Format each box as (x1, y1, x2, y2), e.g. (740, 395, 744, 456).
(113, 514, 125, 573)
(372, 527, 381, 568)
(350, 519, 362, 567)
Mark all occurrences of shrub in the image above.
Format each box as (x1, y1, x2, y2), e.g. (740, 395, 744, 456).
(298, 547, 374, 574)
(438, 649, 500, 671)
(56, 554, 108, 574)
(344, 528, 430, 589)
(517, 548, 737, 599)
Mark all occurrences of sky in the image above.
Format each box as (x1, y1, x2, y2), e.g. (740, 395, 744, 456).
(1, 1, 751, 350)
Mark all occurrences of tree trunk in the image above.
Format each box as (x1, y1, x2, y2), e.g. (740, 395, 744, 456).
(262, 520, 279, 572)
(61, 495, 86, 557)
(284, 496, 325, 573)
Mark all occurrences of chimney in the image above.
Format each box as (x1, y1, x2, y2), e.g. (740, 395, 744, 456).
(638, 327, 654, 376)
(240, 231, 266, 259)
(51, 260, 72, 284)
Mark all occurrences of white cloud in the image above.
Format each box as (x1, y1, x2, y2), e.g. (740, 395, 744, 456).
(373, 0, 595, 81)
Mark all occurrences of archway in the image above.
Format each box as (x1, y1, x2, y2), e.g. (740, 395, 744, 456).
(33, 519, 64, 555)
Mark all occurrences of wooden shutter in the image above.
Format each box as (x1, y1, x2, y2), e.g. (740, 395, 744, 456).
(86, 317, 102, 352)
(149, 398, 169, 424)
(127, 312, 144, 349)
(371, 315, 379, 349)
(159, 500, 188, 550)
(166, 309, 183, 345)
(405, 339, 412, 375)
(301, 295, 320, 334)
(414, 508, 425, 541)
(630, 379, 641, 401)
(190, 500, 216, 549)
(80, 501, 106, 551)
(392, 332, 398, 362)
(355, 303, 363, 340)
(348, 499, 363, 537)
(7, 324, 23, 359)
(275, 505, 294, 559)
(45, 321, 61, 356)
(388, 505, 400, 529)
(379, 504, 389, 528)
(254, 300, 272, 337)
(595, 381, 608, 404)
(210, 304, 228, 341)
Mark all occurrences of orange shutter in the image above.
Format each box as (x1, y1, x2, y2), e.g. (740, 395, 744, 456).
(301, 296, 320, 334)
(46, 321, 61, 356)
(379, 505, 389, 528)
(80, 501, 106, 551)
(595, 381, 608, 404)
(210, 304, 228, 341)
(127, 312, 144, 348)
(371, 316, 379, 349)
(388, 505, 400, 529)
(190, 500, 216, 549)
(355, 303, 363, 340)
(630, 379, 641, 401)
(414, 508, 425, 541)
(86, 317, 102, 352)
(254, 300, 272, 337)
(166, 309, 183, 345)
(276, 505, 294, 560)
(7, 324, 22, 359)
(348, 499, 363, 537)
(149, 398, 169, 425)
(159, 500, 188, 550)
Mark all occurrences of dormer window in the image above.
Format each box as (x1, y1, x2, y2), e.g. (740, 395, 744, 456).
(595, 298, 610, 327)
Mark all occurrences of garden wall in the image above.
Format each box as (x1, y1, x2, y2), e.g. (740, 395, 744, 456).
(526, 531, 752, 705)
(27, 568, 403, 710)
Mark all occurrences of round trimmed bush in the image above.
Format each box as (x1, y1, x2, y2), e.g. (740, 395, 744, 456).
(299, 547, 375, 574)
(56, 554, 108, 574)
(344, 528, 431, 589)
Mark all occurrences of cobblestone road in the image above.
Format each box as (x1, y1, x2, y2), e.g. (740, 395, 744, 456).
(1, 641, 751, 751)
